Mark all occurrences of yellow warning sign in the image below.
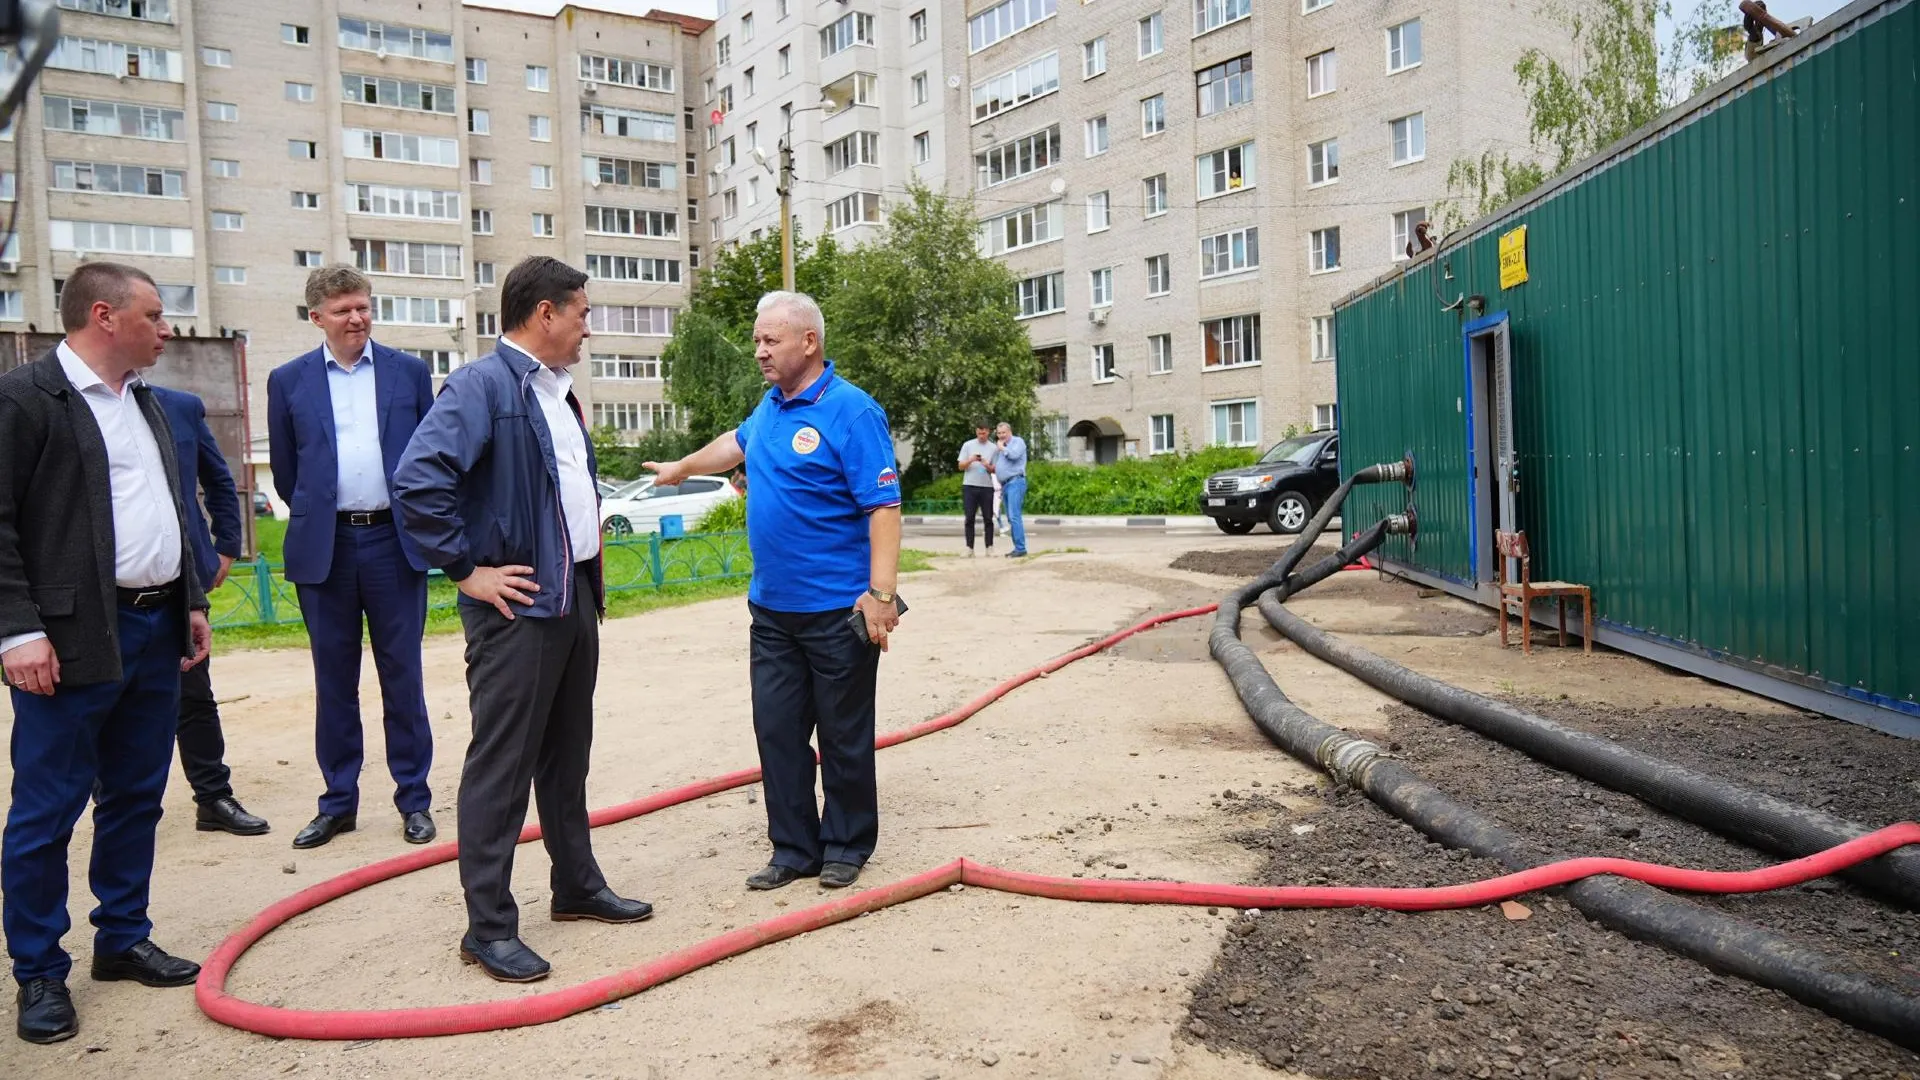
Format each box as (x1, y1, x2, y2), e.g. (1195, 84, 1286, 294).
(1499, 225, 1529, 289)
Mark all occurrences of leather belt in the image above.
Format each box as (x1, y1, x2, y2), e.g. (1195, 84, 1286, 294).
(337, 508, 394, 526)
(117, 581, 178, 608)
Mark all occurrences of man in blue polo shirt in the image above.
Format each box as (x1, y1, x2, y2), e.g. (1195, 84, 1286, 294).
(646, 291, 902, 892)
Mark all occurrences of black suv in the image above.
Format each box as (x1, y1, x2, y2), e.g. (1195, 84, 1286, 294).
(1201, 432, 1340, 535)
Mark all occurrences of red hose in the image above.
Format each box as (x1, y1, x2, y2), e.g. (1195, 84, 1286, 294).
(196, 604, 1920, 1041)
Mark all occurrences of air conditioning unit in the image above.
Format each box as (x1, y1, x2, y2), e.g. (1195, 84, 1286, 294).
(0, 260, 17, 274)
(582, 81, 598, 95)
(1088, 308, 1108, 325)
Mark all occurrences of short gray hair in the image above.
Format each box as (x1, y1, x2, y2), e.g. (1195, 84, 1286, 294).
(756, 290, 826, 345)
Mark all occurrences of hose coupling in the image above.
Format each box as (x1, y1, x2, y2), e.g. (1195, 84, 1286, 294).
(1320, 734, 1385, 786)
(1372, 460, 1411, 484)
(1385, 512, 1417, 536)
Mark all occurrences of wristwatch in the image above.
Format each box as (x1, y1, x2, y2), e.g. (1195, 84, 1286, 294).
(868, 587, 895, 604)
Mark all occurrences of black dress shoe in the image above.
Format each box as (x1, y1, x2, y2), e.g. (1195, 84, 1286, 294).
(746, 864, 814, 890)
(292, 812, 356, 849)
(16, 979, 76, 1044)
(196, 797, 270, 836)
(402, 810, 436, 844)
(819, 861, 863, 889)
(459, 934, 550, 983)
(90, 939, 200, 987)
(551, 887, 653, 924)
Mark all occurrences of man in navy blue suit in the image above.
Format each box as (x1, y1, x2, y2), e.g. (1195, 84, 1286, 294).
(149, 385, 270, 837)
(267, 266, 436, 850)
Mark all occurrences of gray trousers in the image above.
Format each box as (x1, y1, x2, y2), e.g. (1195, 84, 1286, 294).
(456, 565, 606, 941)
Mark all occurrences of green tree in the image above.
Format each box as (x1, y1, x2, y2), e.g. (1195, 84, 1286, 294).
(824, 181, 1037, 488)
(1664, 0, 1748, 101)
(1438, 152, 1549, 233)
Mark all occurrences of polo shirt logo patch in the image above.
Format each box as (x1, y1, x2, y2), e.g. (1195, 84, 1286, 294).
(791, 426, 822, 454)
(877, 466, 898, 488)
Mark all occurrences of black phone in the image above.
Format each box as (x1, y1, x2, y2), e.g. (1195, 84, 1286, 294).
(848, 595, 908, 644)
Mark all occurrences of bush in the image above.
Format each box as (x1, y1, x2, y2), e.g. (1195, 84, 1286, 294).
(905, 446, 1260, 515)
(694, 494, 746, 532)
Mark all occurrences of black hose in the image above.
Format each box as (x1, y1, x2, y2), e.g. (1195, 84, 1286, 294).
(1210, 512, 1920, 1050)
(1256, 596, 1920, 909)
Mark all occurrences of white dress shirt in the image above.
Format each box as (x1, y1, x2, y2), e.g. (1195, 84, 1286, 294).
(324, 341, 390, 511)
(0, 343, 184, 656)
(499, 337, 600, 563)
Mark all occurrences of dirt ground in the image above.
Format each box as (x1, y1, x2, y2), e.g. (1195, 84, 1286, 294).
(0, 533, 1913, 1079)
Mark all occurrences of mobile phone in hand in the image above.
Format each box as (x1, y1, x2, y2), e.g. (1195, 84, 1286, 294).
(848, 594, 909, 644)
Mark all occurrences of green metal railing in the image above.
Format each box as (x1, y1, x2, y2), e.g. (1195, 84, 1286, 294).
(208, 530, 753, 629)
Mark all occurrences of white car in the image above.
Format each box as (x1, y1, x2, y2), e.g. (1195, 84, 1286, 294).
(599, 474, 738, 536)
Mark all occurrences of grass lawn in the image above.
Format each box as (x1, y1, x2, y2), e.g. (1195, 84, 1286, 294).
(211, 518, 936, 651)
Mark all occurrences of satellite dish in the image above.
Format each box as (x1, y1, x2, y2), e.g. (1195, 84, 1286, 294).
(1049, 177, 1066, 195)
(945, 74, 961, 89)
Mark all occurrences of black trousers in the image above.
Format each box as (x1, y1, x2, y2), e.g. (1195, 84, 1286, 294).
(749, 602, 882, 871)
(456, 565, 605, 941)
(176, 656, 234, 804)
(962, 485, 995, 550)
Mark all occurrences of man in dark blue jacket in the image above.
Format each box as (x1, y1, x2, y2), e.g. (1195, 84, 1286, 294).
(150, 386, 269, 837)
(267, 267, 437, 850)
(394, 256, 651, 985)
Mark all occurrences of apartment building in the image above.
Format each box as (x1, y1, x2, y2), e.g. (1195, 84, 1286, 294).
(942, 0, 1563, 462)
(695, 0, 948, 254)
(0, 0, 705, 448)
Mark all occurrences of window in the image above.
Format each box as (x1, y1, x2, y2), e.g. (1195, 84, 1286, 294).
(290, 191, 319, 209)
(344, 129, 461, 166)
(296, 250, 323, 267)
(974, 125, 1060, 188)
(1084, 115, 1108, 156)
(43, 95, 186, 140)
(1141, 94, 1165, 136)
(1200, 226, 1259, 278)
(819, 12, 875, 57)
(914, 131, 931, 163)
(282, 23, 309, 45)
(1139, 13, 1163, 57)
(201, 46, 229, 67)
(1149, 333, 1173, 374)
(213, 266, 245, 284)
(468, 108, 491, 135)
(585, 255, 682, 284)
(979, 199, 1062, 255)
(1203, 313, 1259, 368)
(1306, 49, 1337, 96)
(1309, 227, 1341, 272)
(1197, 141, 1255, 198)
(211, 211, 243, 230)
(716, 36, 731, 65)
(744, 67, 756, 97)
(1312, 315, 1335, 361)
(1307, 138, 1339, 185)
(472, 208, 494, 234)
(351, 239, 462, 278)
(588, 305, 676, 335)
(1303, 0, 1333, 9)
(530, 115, 552, 141)
(56, 0, 174, 21)
(1387, 19, 1422, 72)
(209, 158, 239, 178)
(1150, 413, 1175, 452)
(466, 57, 488, 83)
(348, 184, 461, 221)
(420, 350, 462, 377)
(157, 284, 195, 315)
(475, 261, 496, 286)
(1089, 267, 1113, 308)
(971, 51, 1059, 122)
(825, 191, 883, 231)
(1194, 0, 1250, 36)
(1197, 54, 1253, 116)
(475, 312, 499, 336)
(1146, 254, 1170, 296)
(584, 156, 678, 190)
(206, 101, 237, 122)
(722, 189, 738, 218)
(1211, 399, 1258, 446)
(338, 18, 453, 62)
(741, 13, 755, 41)
(590, 354, 664, 380)
(969, 0, 1058, 54)
(342, 73, 457, 114)
(1390, 113, 1426, 165)
(579, 54, 674, 92)
(824, 131, 880, 173)
(582, 103, 677, 142)
(526, 65, 550, 91)
(721, 137, 737, 168)
(375, 295, 460, 326)
(51, 160, 186, 198)
(592, 403, 640, 432)
(1015, 271, 1064, 318)
(584, 205, 679, 237)
(50, 218, 195, 256)
(1313, 404, 1338, 432)
(295, 305, 311, 322)
(0, 173, 11, 201)
(1090, 342, 1116, 381)
(531, 164, 554, 189)
(1082, 37, 1107, 79)
(1143, 173, 1167, 216)
(778, 46, 791, 76)
(470, 158, 493, 185)
(285, 81, 314, 102)
(1086, 190, 1110, 232)
(912, 72, 929, 105)
(532, 213, 556, 237)
(910, 9, 928, 43)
